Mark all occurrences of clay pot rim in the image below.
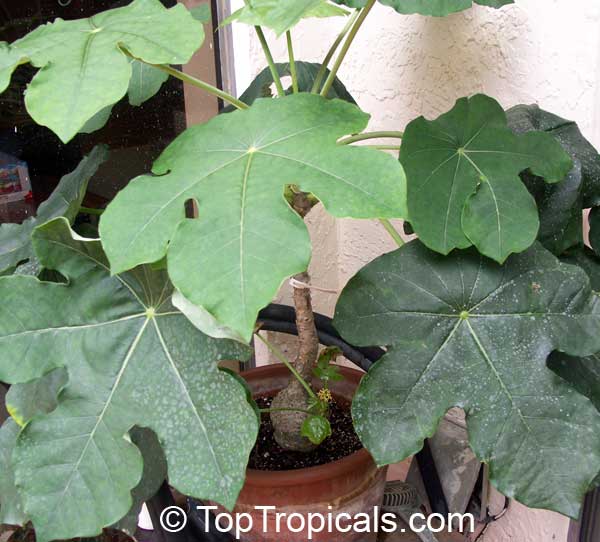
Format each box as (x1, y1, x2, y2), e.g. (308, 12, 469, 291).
(241, 364, 374, 488)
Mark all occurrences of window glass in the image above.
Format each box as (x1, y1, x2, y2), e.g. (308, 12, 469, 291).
(0, 0, 217, 225)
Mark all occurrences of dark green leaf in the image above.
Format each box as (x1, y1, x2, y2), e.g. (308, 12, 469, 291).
(0, 0, 203, 142)
(227, 62, 356, 111)
(5, 367, 68, 427)
(0, 218, 256, 541)
(519, 161, 583, 255)
(548, 351, 600, 413)
(400, 94, 572, 263)
(507, 104, 600, 209)
(0, 145, 108, 275)
(333, 0, 513, 16)
(561, 246, 600, 291)
(334, 240, 600, 517)
(101, 94, 407, 342)
(301, 415, 331, 445)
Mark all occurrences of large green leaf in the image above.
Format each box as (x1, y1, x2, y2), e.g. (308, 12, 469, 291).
(0, 145, 108, 275)
(0, 419, 26, 526)
(0, 218, 256, 542)
(227, 62, 356, 110)
(507, 104, 600, 209)
(400, 94, 572, 263)
(223, 0, 348, 36)
(333, 241, 600, 517)
(0, 0, 203, 143)
(333, 0, 513, 16)
(101, 93, 406, 342)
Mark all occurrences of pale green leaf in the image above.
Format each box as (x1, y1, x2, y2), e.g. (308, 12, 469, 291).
(0, 0, 203, 142)
(6, 367, 68, 427)
(101, 94, 407, 342)
(400, 94, 572, 263)
(223, 0, 347, 36)
(333, 0, 513, 15)
(128, 61, 169, 107)
(0, 218, 256, 541)
(334, 241, 600, 517)
(0, 145, 108, 275)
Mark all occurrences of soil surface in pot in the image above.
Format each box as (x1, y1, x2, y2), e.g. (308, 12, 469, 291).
(249, 396, 362, 471)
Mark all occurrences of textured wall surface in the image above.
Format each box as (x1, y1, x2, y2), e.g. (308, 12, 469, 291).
(231, 1, 600, 539)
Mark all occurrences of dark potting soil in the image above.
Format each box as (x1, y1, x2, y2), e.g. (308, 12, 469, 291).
(248, 396, 362, 471)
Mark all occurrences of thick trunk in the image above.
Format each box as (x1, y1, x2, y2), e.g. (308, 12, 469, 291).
(270, 193, 321, 451)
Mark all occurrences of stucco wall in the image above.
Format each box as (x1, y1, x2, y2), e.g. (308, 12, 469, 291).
(230, 1, 600, 539)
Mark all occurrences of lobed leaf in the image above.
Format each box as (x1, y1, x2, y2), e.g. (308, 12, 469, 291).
(0, 218, 257, 541)
(334, 240, 600, 517)
(101, 94, 407, 342)
(0, 145, 109, 275)
(0, 0, 204, 142)
(223, 0, 348, 36)
(400, 94, 572, 263)
(333, 0, 513, 16)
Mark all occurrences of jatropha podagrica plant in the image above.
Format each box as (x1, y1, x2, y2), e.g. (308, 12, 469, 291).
(1, 0, 600, 540)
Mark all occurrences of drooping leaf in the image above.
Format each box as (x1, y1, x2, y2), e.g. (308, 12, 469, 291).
(0, 218, 256, 542)
(0, 419, 27, 526)
(400, 94, 572, 263)
(101, 94, 407, 342)
(227, 62, 356, 110)
(223, 1, 348, 36)
(333, 0, 513, 16)
(113, 427, 167, 536)
(6, 367, 68, 427)
(590, 207, 600, 256)
(0, 145, 108, 275)
(333, 240, 600, 517)
(507, 104, 600, 209)
(127, 61, 170, 107)
(301, 415, 331, 445)
(0, 0, 203, 142)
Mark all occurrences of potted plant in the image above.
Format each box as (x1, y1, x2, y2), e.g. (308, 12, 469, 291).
(1, 0, 600, 540)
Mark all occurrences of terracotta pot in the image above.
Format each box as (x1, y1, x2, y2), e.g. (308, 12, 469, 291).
(233, 364, 388, 542)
